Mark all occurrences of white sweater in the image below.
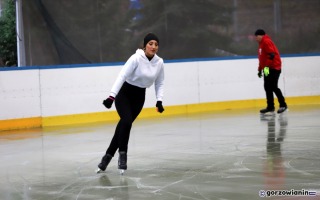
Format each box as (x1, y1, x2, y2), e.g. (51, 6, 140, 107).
(110, 49, 164, 101)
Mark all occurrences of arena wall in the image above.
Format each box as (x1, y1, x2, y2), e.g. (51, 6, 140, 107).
(1, 55, 319, 130)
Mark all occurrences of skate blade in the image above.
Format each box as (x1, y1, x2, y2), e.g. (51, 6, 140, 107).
(96, 168, 104, 174)
(119, 169, 125, 175)
(260, 112, 275, 116)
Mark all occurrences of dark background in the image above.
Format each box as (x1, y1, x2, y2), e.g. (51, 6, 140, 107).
(21, 0, 320, 66)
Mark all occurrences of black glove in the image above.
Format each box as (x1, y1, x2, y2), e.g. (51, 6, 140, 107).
(258, 70, 262, 78)
(156, 101, 164, 113)
(103, 96, 115, 109)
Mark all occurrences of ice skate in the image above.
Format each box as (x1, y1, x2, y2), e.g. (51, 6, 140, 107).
(96, 154, 112, 174)
(118, 151, 127, 175)
(277, 107, 288, 114)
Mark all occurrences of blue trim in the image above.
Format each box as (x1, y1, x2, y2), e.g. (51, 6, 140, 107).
(39, 62, 125, 70)
(281, 53, 320, 58)
(164, 55, 256, 63)
(1, 53, 319, 71)
(0, 66, 39, 71)
(0, 62, 125, 71)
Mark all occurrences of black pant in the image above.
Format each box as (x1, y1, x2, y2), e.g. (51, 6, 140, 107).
(106, 82, 146, 156)
(264, 69, 287, 109)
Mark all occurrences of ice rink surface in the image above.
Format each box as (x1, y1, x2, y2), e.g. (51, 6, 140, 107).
(0, 105, 319, 200)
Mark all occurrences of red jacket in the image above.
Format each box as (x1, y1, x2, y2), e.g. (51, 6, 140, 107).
(258, 35, 281, 71)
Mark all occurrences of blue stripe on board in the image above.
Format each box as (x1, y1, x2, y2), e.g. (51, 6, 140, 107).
(1, 53, 319, 71)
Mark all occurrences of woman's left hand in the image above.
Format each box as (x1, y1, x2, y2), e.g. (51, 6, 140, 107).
(156, 101, 164, 113)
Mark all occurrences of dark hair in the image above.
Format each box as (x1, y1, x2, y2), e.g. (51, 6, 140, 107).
(143, 33, 159, 47)
(255, 29, 266, 36)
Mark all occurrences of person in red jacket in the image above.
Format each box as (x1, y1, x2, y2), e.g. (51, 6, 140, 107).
(255, 29, 287, 114)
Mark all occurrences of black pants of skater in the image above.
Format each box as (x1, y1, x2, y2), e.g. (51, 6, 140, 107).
(264, 69, 287, 109)
(106, 82, 146, 156)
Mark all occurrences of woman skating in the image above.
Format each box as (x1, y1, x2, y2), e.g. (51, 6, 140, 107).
(97, 33, 165, 174)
